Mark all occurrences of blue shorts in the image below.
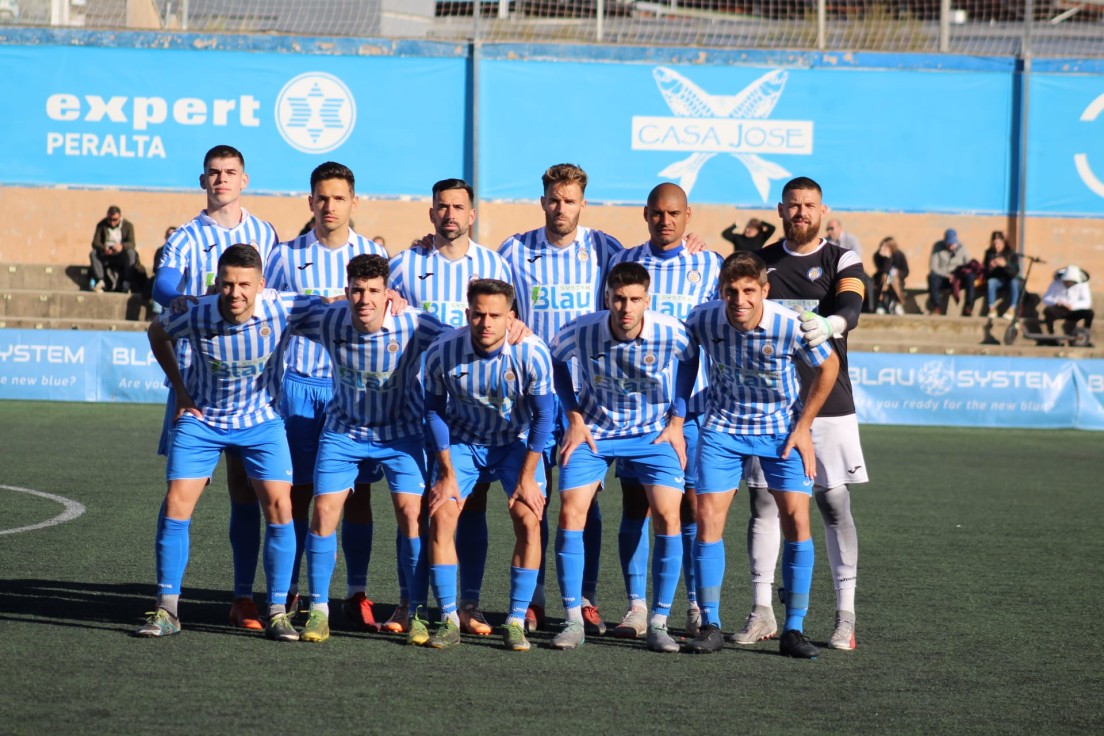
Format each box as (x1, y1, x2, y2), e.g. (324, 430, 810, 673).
(435, 441, 548, 500)
(695, 430, 813, 495)
(559, 431, 685, 493)
(615, 416, 701, 490)
(166, 415, 293, 483)
(314, 430, 426, 496)
(281, 373, 379, 486)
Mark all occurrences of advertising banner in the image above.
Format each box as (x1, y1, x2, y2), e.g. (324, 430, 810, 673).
(1028, 73, 1104, 217)
(0, 44, 468, 196)
(480, 59, 1014, 212)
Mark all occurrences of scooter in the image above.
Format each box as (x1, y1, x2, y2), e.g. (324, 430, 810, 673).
(1002, 255, 1093, 347)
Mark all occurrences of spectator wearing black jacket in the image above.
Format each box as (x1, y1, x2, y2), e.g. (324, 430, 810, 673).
(721, 218, 775, 252)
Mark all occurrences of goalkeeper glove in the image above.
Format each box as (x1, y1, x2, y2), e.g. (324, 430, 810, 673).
(800, 312, 846, 348)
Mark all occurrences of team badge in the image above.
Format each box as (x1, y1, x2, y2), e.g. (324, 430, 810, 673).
(259, 326, 272, 337)
(643, 353, 657, 365)
(762, 343, 775, 357)
(688, 270, 701, 283)
(577, 249, 590, 262)
(387, 340, 399, 353)
(806, 267, 823, 282)
(504, 371, 517, 382)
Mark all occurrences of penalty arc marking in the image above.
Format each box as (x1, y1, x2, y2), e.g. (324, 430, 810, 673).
(0, 484, 86, 536)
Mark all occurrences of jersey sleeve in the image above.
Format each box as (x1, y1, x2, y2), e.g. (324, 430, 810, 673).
(548, 319, 578, 363)
(525, 338, 554, 397)
(293, 302, 328, 344)
(387, 253, 407, 296)
(796, 335, 833, 368)
(264, 246, 289, 290)
(159, 303, 198, 340)
(282, 292, 324, 328)
(158, 227, 193, 273)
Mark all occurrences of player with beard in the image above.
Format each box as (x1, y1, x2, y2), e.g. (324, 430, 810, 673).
(731, 176, 868, 652)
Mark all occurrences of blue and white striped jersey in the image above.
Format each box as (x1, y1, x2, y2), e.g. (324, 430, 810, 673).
(158, 208, 278, 372)
(609, 241, 723, 414)
(498, 226, 623, 344)
(295, 304, 448, 442)
(389, 241, 512, 329)
(159, 289, 317, 430)
(159, 208, 278, 298)
(423, 330, 553, 447)
(264, 229, 386, 380)
(684, 299, 832, 435)
(549, 310, 692, 440)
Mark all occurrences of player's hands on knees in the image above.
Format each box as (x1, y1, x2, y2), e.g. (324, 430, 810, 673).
(506, 318, 532, 345)
(427, 476, 463, 518)
(559, 412, 597, 469)
(654, 422, 687, 469)
(781, 426, 816, 479)
(509, 475, 545, 518)
(170, 295, 199, 314)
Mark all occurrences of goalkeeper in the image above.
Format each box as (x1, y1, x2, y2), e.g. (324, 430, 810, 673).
(726, 176, 868, 653)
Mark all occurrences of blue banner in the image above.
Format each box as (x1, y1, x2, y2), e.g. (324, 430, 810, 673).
(849, 353, 1082, 429)
(0, 44, 468, 195)
(0, 330, 167, 404)
(480, 59, 1014, 212)
(1028, 73, 1104, 217)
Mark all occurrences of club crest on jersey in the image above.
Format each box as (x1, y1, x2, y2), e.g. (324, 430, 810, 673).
(577, 249, 590, 262)
(503, 370, 517, 382)
(643, 352, 657, 365)
(688, 270, 701, 283)
(259, 326, 272, 337)
(762, 343, 775, 356)
(387, 340, 399, 353)
(806, 267, 823, 282)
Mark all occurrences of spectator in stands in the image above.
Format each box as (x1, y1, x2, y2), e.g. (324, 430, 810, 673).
(927, 228, 975, 316)
(827, 218, 873, 311)
(721, 217, 775, 252)
(372, 235, 386, 249)
(872, 236, 909, 315)
(983, 230, 1020, 319)
(90, 205, 137, 293)
(1042, 265, 1094, 339)
(146, 226, 177, 316)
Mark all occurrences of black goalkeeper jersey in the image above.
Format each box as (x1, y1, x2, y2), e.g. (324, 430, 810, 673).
(758, 238, 866, 417)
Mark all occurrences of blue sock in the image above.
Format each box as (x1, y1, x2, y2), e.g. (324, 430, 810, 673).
(782, 539, 815, 632)
(263, 522, 295, 607)
(681, 522, 698, 605)
(536, 511, 549, 589)
(306, 531, 338, 606)
(619, 516, 650, 603)
(509, 566, 539, 623)
(228, 501, 260, 599)
(156, 515, 191, 596)
(401, 535, 428, 613)
(456, 510, 489, 602)
(651, 534, 682, 618)
(395, 529, 408, 601)
(341, 521, 373, 594)
(694, 539, 725, 628)
(430, 564, 458, 618)
(582, 501, 602, 602)
(556, 528, 585, 611)
(290, 516, 309, 594)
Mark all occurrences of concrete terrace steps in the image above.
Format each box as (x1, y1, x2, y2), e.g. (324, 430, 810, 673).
(0, 263, 90, 291)
(851, 314, 1104, 358)
(0, 315, 147, 332)
(0, 288, 149, 322)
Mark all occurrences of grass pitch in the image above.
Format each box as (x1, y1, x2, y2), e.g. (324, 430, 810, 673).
(0, 401, 1100, 734)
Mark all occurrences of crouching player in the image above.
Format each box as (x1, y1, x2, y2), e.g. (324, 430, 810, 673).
(682, 252, 838, 658)
(548, 262, 695, 653)
(135, 244, 316, 641)
(421, 279, 554, 651)
(293, 255, 447, 644)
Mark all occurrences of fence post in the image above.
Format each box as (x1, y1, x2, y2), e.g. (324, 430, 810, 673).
(817, 0, 826, 51)
(939, 0, 950, 53)
(597, 0, 605, 42)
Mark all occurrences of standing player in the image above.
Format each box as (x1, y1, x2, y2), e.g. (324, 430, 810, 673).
(548, 262, 695, 653)
(682, 252, 839, 658)
(733, 177, 868, 652)
(151, 144, 279, 631)
(135, 245, 315, 641)
(606, 182, 722, 639)
(497, 163, 625, 634)
(388, 178, 513, 636)
(292, 255, 448, 645)
(264, 161, 389, 630)
(422, 279, 554, 651)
